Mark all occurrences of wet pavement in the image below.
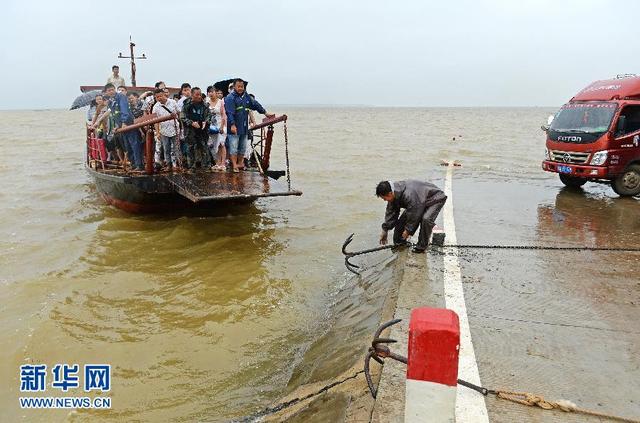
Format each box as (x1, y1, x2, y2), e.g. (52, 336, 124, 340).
(446, 172, 640, 422)
(255, 169, 640, 423)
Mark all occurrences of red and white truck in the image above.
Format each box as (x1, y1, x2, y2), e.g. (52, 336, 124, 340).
(542, 75, 640, 196)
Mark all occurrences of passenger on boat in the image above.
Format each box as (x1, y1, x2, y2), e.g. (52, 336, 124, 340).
(117, 86, 128, 96)
(177, 83, 191, 112)
(206, 86, 227, 171)
(103, 83, 135, 167)
(377, 180, 447, 254)
(177, 83, 192, 159)
(106, 65, 125, 88)
(140, 81, 166, 114)
(181, 87, 211, 169)
(225, 79, 274, 172)
(88, 94, 109, 139)
(126, 92, 145, 170)
(152, 88, 181, 170)
(128, 93, 144, 119)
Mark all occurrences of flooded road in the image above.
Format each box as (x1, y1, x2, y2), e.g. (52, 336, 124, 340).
(450, 176, 640, 422)
(1, 107, 638, 422)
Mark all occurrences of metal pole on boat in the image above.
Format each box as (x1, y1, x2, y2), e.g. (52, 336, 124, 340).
(118, 36, 146, 88)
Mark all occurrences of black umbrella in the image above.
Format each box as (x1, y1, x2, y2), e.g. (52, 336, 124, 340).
(70, 90, 102, 110)
(214, 78, 248, 97)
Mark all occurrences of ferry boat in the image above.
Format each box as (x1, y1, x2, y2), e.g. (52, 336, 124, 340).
(75, 40, 302, 213)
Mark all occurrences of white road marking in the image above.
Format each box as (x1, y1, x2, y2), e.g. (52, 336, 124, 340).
(443, 165, 491, 423)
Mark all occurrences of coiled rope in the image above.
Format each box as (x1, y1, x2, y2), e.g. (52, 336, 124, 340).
(493, 390, 640, 423)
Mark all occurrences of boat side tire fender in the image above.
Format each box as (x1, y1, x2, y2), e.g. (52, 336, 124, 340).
(612, 163, 640, 197)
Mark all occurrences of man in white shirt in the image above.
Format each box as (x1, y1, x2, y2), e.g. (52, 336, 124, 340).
(175, 83, 192, 163)
(106, 65, 125, 88)
(140, 81, 166, 113)
(152, 89, 181, 169)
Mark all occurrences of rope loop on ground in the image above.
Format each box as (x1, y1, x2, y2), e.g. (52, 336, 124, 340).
(494, 390, 640, 423)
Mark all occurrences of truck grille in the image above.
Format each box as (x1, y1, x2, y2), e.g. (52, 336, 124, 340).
(550, 150, 590, 164)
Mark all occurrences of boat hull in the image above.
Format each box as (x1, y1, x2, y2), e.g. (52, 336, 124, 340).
(87, 166, 300, 213)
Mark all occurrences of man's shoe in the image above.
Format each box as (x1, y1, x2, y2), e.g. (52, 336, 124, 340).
(394, 240, 411, 247)
(390, 240, 411, 252)
(411, 247, 426, 254)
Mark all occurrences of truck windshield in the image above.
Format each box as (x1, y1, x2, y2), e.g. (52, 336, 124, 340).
(550, 103, 616, 133)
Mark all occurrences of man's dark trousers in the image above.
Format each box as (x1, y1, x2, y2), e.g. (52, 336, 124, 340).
(185, 130, 209, 168)
(392, 200, 446, 249)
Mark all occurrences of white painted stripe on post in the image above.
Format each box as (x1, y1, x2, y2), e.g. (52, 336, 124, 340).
(405, 379, 456, 423)
(443, 165, 491, 423)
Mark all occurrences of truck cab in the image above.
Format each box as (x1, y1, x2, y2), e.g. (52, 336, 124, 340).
(542, 75, 640, 196)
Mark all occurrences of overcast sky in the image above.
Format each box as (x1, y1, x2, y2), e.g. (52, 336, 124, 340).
(2, 0, 639, 110)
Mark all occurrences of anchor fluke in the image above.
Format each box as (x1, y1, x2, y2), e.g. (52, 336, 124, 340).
(341, 233, 404, 275)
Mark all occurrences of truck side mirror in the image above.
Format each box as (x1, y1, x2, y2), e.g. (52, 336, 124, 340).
(616, 115, 627, 137)
(547, 115, 555, 125)
(541, 114, 554, 132)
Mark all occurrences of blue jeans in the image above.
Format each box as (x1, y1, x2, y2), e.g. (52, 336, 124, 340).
(228, 134, 248, 156)
(125, 131, 144, 169)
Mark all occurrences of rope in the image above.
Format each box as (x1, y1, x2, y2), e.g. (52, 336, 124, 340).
(283, 120, 291, 191)
(233, 370, 364, 422)
(494, 390, 640, 423)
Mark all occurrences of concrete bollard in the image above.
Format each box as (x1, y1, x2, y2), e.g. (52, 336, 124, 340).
(405, 307, 460, 423)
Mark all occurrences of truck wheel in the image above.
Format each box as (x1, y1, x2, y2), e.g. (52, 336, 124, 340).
(559, 174, 587, 188)
(612, 164, 640, 196)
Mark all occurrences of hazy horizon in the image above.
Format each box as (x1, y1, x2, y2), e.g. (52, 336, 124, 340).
(2, 0, 639, 110)
(0, 105, 560, 112)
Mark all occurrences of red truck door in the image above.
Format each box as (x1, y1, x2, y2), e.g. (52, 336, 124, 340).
(610, 104, 640, 195)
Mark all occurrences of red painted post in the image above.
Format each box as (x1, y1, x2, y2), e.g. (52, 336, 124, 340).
(405, 307, 460, 422)
(145, 129, 154, 175)
(262, 125, 274, 171)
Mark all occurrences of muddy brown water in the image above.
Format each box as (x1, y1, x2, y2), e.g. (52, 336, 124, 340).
(2, 107, 637, 422)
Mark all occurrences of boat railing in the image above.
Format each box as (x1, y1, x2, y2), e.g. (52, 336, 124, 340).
(248, 115, 292, 189)
(85, 113, 177, 174)
(86, 112, 292, 188)
(86, 128, 107, 171)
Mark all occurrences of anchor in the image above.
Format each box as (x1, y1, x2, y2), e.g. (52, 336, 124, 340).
(364, 318, 407, 398)
(341, 233, 410, 275)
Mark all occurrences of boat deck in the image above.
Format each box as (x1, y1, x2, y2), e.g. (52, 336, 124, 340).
(165, 170, 302, 202)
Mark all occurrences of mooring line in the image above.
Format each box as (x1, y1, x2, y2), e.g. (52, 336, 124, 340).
(442, 164, 491, 423)
(231, 370, 365, 422)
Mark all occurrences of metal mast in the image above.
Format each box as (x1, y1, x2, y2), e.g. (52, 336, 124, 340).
(118, 36, 146, 87)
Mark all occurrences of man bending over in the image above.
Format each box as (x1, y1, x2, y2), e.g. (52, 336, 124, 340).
(377, 180, 447, 253)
